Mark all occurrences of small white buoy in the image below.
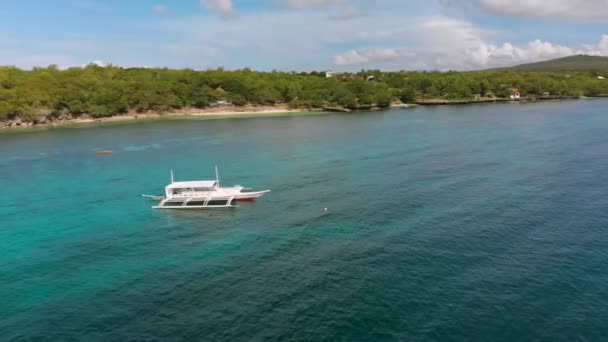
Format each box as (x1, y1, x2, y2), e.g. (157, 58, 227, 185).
(324, 208, 328, 211)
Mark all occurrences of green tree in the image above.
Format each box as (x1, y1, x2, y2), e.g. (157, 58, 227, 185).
(398, 87, 417, 103)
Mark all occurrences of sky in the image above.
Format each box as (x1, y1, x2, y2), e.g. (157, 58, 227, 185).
(1, 0, 607, 71)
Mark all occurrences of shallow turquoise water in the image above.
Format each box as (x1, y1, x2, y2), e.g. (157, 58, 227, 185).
(2, 100, 608, 341)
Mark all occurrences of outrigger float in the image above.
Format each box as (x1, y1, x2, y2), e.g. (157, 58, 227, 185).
(143, 166, 270, 209)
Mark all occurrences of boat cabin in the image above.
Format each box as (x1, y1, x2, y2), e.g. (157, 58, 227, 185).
(165, 181, 218, 197)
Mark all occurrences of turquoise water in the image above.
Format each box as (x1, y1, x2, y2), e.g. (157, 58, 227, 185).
(2, 100, 608, 341)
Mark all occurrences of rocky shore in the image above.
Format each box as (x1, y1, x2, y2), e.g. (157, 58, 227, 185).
(6, 95, 603, 130)
(0, 105, 301, 129)
(414, 95, 583, 106)
(1, 103, 415, 130)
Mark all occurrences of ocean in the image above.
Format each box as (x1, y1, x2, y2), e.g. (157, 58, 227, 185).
(2, 100, 608, 341)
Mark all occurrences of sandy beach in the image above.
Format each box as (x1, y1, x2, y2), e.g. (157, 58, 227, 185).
(1, 105, 313, 130)
(1, 104, 413, 130)
(72, 105, 306, 122)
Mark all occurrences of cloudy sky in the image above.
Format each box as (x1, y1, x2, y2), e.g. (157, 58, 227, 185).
(1, 0, 607, 70)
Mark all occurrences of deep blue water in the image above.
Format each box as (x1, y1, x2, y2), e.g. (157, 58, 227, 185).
(2, 100, 608, 341)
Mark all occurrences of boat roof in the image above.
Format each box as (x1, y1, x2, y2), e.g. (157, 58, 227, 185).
(166, 180, 217, 189)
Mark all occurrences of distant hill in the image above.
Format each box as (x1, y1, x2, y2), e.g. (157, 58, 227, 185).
(497, 55, 608, 72)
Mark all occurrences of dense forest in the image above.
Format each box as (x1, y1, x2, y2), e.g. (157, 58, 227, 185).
(1, 63, 608, 123)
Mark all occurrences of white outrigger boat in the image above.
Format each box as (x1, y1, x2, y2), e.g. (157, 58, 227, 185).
(143, 167, 271, 209)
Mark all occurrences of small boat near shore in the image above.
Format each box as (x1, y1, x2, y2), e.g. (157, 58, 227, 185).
(143, 166, 270, 209)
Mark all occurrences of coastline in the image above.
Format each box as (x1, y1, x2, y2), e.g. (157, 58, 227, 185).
(67, 105, 307, 123)
(3, 96, 606, 131)
(413, 95, 589, 105)
(1, 105, 312, 131)
(0, 103, 414, 131)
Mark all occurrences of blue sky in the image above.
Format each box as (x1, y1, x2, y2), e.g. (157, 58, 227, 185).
(1, 0, 607, 70)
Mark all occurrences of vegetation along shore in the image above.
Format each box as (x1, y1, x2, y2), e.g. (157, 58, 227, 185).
(2, 55, 608, 129)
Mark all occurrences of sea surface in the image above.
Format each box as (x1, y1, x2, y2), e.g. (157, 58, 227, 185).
(2, 100, 608, 341)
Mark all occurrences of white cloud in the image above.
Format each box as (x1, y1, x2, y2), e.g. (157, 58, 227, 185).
(330, 15, 608, 69)
(281, 0, 350, 9)
(153, 4, 168, 14)
(6, 5, 607, 72)
(159, 11, 367, 56)
(79, 60, 107, 68)
(463, 35, 608, 68)
(279, 0, 363, 20)
(329, 7, 364, 20)
(200, 0, 235, 18)
(333, 48, 415, 65)
(160, 11, 607, 70)
(466, 41, 571, 67)
(90, 60, 107, 67)
(443, 0, 608, 21)
(335, 35, 608, 70)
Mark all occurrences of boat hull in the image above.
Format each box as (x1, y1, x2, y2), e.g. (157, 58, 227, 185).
(153, 205, 236, 209)
(234, 190, 271, 201)
(235, 197, 256, 202)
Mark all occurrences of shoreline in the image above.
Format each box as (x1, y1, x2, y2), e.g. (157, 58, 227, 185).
(2, 96, 606, 131)
(413, 95, 591, 105)
(1, 105, 314, 130)
(1, 104, 413, 131)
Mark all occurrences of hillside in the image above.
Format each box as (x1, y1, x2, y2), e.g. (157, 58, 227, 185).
(504, 55, 608, 72)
